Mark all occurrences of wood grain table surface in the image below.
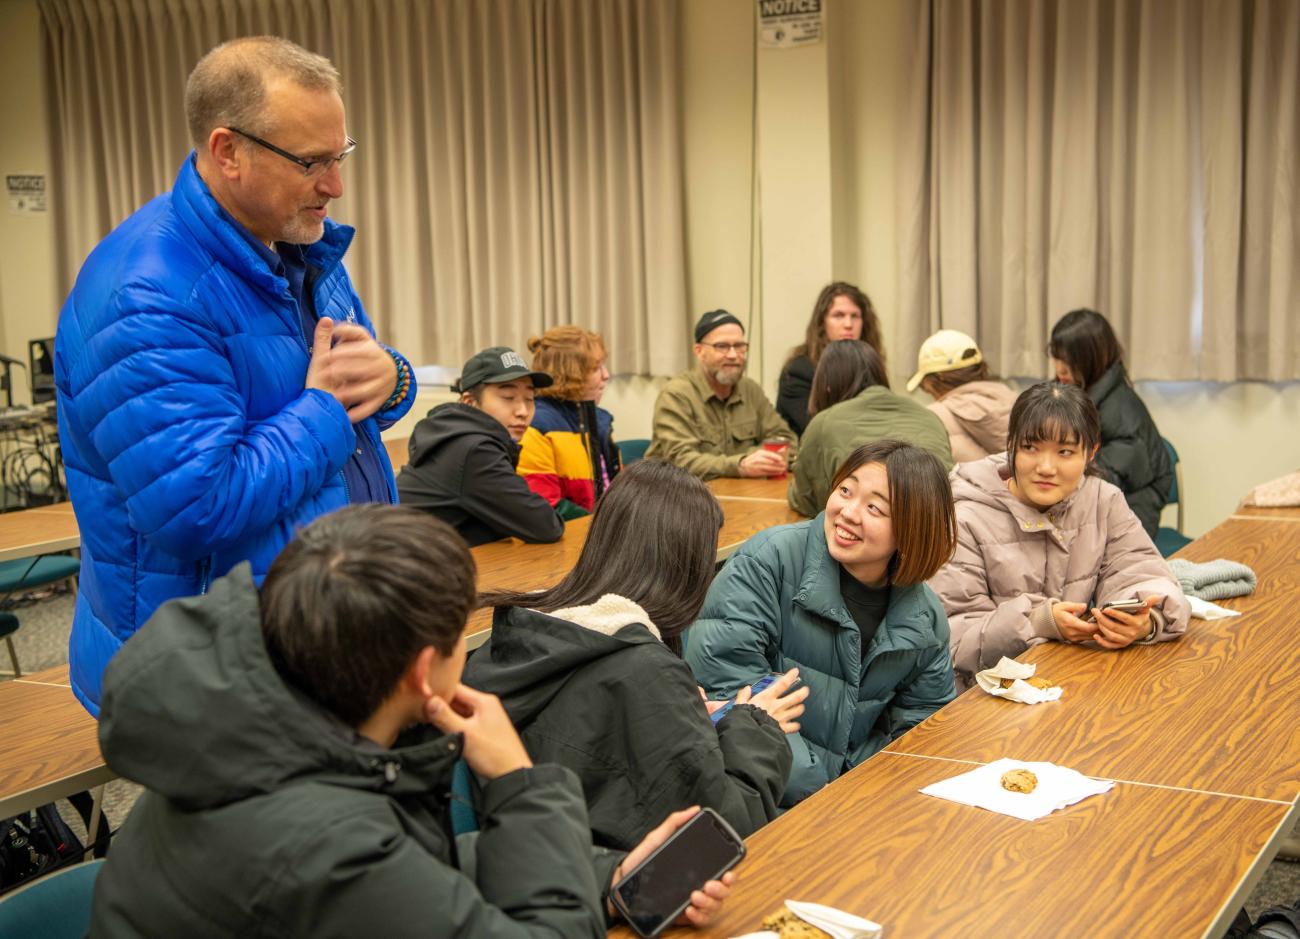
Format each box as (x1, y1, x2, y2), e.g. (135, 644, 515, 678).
(706, 476, 792, 503)
(0, 501, 81, 563)
(0, 664, 111, 818)
(609, 751, 1297, 939)
(1231, 505, 1300, 522)
(885, 516, 1300, 801)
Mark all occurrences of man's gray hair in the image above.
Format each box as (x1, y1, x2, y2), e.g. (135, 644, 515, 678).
(185, 36, 342, 149)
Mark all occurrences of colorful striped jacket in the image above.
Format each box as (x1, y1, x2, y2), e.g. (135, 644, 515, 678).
(518, 398, 621, 517)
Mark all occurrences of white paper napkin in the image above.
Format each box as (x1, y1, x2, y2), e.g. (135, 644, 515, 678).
(730, 900, 882, 939)
(1188, 595, 1242, 620)
(974, 657, 1063, 705)
(920, 757, 1113, 821)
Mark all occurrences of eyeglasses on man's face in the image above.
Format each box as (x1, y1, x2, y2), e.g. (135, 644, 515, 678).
(701, 341, 750, 355)
(228, 127, 357, 178)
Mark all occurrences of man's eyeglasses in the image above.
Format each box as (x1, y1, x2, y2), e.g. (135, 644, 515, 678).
(228, 127, 357, 178)
(700, 341, 750, 354)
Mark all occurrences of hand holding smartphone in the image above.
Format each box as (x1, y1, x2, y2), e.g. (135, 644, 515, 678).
(609, 808, 746, 938)
(1081, 597, 1146, 623)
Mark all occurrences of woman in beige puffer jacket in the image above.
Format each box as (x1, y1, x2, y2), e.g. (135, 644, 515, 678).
(929, 382, 1190, 690)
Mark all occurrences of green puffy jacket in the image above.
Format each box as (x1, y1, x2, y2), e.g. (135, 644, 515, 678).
(788, 385, 953, 516)
(686, 517, 955, 804)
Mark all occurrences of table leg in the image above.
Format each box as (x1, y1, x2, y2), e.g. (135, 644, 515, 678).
(83, 784, 104, 861)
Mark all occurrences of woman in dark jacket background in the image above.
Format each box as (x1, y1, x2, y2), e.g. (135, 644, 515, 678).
(464, 460, 803, 851)
(777, 282, 886, 436)
(1049, 309, 1173, 538)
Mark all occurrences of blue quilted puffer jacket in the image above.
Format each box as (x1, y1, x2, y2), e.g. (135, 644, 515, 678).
(55, 155, 415, 715)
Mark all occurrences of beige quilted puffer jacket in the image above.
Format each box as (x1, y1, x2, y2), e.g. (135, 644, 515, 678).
(930, 454, 1190, 689)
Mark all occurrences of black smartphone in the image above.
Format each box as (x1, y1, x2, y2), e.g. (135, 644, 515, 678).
(1083, 597, 1146, 623)
(609, 808, 746, 938)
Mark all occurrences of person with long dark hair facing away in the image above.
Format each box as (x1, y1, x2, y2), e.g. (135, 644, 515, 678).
(688, 440, 957, 806)
(929, 382, 1190, 691)
(907, 329, 1018, 463)
(788, 340, 953, 516)
(464, 460, 802, 851)
(777, 282, 887, 436)
(1048, 309, 1173, 538)
(518, 326, 620, 519)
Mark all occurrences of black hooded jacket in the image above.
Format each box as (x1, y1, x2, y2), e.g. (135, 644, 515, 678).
(396, 403, 563, 547)
(463, 602, 793, 851)
(90, 565, 607, 939)
(1089, 363, 1173, 539)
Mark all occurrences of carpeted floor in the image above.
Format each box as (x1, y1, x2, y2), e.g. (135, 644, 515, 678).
(5, 587, 1298, 930)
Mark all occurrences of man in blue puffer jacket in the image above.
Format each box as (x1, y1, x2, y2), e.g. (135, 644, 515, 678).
(54, 36, 416, 715)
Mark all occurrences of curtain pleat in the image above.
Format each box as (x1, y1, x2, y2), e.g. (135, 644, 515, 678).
(896, 0, 1299, 382)
(39, 0, 688, 373)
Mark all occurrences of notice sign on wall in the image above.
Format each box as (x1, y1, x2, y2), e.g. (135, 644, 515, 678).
(758, 0, 823, 48)
(7, 174, 47, 214)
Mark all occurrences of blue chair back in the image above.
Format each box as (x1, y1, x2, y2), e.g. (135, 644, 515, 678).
(618, 438, 651, 466)
(0, 859, 103, 939)
(1162, 437, 1180, 504)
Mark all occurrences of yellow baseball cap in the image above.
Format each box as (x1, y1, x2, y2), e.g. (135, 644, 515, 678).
(906, 329, 983, 392)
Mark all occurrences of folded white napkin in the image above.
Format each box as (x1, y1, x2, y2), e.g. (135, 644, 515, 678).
(974, 657, 1063, 705)
(1187, 595, 1242, 620)
(920, 757, 1113, 821)
(731, 900, 882, 939)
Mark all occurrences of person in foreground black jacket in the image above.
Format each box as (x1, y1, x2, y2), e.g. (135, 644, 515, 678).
(398, 346, 564, 546)
(466, 460, 802, 851)
(91, 505, 734, 938)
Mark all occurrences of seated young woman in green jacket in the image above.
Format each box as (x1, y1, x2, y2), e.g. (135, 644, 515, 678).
(688, 440, 958, 806)
(788, 340, 953, 517)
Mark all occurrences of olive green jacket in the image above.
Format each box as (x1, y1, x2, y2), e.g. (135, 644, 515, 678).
(646, 365, 796, 479)
(788, 385, 953, 516)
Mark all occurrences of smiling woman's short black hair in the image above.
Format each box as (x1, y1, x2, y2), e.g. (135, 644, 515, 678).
(1007, 382, 1103, 481)
(828, 439, 956, 586)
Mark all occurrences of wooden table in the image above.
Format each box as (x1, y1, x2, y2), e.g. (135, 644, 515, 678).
(1232, 505, 1300, 522)
(612, 513, 1300, 939)
(0, 502, 80, 562)
(0, 665, 111, 852)
(707, 476, 792, 503)
(611, 750, 1294, 939)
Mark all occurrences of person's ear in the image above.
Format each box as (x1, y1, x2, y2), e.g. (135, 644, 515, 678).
(1088, 443, 1101, 463)
(207, 128, 244, 180)
(459, 392, 477, 407)
(409, 645, 440, 699)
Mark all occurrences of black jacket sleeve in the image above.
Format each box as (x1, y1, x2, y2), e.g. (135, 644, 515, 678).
(279, 765, 605, 938)
(776, 358, 813, 437)
(460, 439, 564, 544)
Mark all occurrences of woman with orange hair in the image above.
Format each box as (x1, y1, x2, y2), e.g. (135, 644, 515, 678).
(518, 326, 621, 518)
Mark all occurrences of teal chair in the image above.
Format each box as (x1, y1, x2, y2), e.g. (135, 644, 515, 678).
(618, 438, 651, 466)
(1154, 438, 1192, 557)
(0, 859, 103, 939)
(0, 553, 81, 676)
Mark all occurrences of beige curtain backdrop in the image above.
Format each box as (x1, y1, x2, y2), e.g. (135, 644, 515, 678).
(896, 0, 1299, 382)
(39, 0, 689, 374)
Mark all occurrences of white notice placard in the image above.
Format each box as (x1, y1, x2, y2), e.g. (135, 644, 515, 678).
(7, 175, 47, 214)
(757, 0, 823, 48)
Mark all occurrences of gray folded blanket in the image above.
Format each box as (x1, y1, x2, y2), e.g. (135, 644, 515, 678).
(1167, 558, 1258, 601)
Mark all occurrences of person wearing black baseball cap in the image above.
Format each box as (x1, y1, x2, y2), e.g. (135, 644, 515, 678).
(645, 310, 797, 479)
(397, 347, 563, 546)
